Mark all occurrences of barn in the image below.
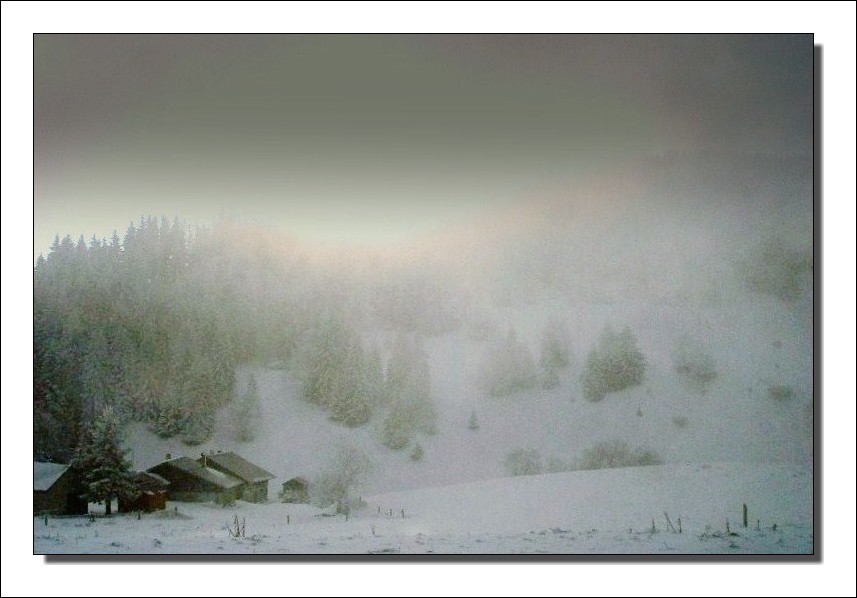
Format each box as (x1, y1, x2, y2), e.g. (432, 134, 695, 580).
(147, 456, 243, 504)
(199, 452, 275, 503)
(118, 472, 170, 513)
(34, 462, 88, 515)
(280, 477, 310, 504)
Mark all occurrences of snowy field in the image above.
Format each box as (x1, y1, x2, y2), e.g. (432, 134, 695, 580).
(35, 462, 811, 555)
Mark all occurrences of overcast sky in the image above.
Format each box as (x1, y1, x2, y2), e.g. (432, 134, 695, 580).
(34, 34, 812, 254)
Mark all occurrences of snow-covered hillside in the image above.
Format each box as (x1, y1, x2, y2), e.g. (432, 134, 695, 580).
(123, 292, 813, 498)
(34, 462, 812, 554)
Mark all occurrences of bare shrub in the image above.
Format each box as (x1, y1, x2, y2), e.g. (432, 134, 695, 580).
(504, 448, 543, 476)
(576, 441, 662, 470)
(311, 444, 372, 514)
(768, 384, 795, 401)
(671, 415, 690, 429)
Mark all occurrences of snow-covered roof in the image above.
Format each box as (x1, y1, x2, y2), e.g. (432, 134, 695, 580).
(142, 472, 170, 487)
(131, 471, 170, 489)
(150, 457, 242, 489)
(201, 452, 275, 483)
(200, 466, 243, 488)
(34, 462, 70, 491)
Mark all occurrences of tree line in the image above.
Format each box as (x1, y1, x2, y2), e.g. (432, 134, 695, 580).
(34, 217, 303, 460)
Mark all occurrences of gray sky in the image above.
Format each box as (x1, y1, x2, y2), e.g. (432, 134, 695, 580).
(34, 34, 812, 253)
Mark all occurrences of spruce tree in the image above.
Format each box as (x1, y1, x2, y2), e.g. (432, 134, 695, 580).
(581, 326, 645, 401)
(468, 409, 479, 430)
(539, 320, 571, 389)
(71, 406, 137, 515)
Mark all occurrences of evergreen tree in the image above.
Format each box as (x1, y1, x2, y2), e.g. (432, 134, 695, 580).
(581, 326, 646, 401)
(381, 400, 413, 450)
(381, 333, 437, 448)
(539, 319, 571, 389)
(468, 408, 479, 430)
(328, 334, 372, 427)
(301, 313, 377, 427)
(71, 406, 136, 515)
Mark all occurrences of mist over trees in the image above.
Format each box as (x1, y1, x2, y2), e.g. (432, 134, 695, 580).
(480, 329, 538, 398)
(381, 333, 437, 449)
(33, 216, 445, 460)
(33, 153, 813, 477)
(232, 374, 262, 442)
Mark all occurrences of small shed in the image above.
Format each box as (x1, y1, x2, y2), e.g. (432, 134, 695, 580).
(199, 452, 275, 503)
(34, 462, 88, 515)
(119, 472, 170, 513)
(279, 477, 310, 504)
(148, 456, 243, 503)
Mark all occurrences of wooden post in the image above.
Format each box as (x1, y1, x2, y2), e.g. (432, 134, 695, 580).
(742, 503, 748, 528)
(663, 512, 677, 533)
(401, 509, 405, 519)
(756, 518, 760, 531)
(287, 514, 290, 525)
(726, 518, 730, 534)
(677, 517, 682, 534)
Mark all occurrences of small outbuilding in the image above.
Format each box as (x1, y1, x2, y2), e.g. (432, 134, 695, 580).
(279, 477, 310, 504)
(34, 462, 88, 515)
(118, 472, 170, 513)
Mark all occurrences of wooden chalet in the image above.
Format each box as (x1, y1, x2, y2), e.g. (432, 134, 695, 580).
(147, 456, 242, 503)
(199, 452, 275, 503)
(34, 462, 88, 515)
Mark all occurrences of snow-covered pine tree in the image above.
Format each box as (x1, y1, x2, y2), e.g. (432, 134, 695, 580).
(71, 405, 137, 515)
(539, 319, 571, 389)
(581, 326, 645, 401)
(381, 333, 437, 448)
(468, 408, 479, 430)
